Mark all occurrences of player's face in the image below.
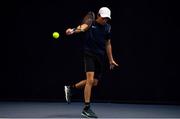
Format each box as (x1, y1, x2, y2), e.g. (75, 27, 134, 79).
(102, 17, 109, 22)
(97, 15, 109, 25)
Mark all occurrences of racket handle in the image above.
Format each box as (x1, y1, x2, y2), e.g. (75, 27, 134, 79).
(72, 28, 76, 32)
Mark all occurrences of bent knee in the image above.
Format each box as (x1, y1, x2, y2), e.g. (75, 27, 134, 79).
(86, 79, 94, 85)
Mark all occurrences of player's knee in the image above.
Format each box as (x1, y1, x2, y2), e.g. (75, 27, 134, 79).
(86, 79, 94, 85)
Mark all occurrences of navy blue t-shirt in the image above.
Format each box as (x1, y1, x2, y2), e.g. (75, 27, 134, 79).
(83, 22, 111, 56)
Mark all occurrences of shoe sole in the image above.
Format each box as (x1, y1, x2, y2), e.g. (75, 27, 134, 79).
(81, 112, 97, 118)
(81, 113, 89, 118)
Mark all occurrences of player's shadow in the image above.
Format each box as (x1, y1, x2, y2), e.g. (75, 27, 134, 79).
(46, 113, 81, 118)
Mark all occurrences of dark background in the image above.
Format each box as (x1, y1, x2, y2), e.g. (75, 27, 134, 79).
(3, 0, 180, 104)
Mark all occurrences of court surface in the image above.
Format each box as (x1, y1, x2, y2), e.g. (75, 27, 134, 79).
(0, 101, 180, 118)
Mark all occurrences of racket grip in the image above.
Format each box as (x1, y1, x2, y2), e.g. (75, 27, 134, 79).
(72, 28, 76, 31)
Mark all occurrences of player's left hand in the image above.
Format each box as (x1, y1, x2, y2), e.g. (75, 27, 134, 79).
(109, 60, 119, 70)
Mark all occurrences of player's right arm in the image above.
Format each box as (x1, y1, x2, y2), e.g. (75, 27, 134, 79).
(66, 24, 89, 35)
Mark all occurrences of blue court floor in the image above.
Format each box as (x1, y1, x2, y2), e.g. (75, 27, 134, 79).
(0, 101, 180, 118)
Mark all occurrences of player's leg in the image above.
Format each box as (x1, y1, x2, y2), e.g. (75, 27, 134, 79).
(84, 72, 94, 104)
(81, 53, 104, 118)
(81, 72, 98, 118)
(74, 79, 98, 89)
(64, 79, 98, 104)
(81, 52, 98, 118)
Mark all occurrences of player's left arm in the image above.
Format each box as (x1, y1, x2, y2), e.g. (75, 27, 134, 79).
(105, 39, 119, 70)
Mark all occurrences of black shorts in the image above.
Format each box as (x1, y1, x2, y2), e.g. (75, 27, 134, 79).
(84, 51, 105, 80)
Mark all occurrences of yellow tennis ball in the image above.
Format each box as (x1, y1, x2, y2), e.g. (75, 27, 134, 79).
(53, 32, 59, 39)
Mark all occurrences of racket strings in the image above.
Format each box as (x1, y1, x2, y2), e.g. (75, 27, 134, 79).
(82, 11, 95, 27)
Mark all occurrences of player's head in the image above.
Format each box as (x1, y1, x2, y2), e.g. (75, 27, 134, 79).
(97, 7, 111, 25)
(98, 7, 111, 19)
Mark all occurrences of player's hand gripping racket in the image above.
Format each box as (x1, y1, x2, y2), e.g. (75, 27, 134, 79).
(66, 11, 95, 35)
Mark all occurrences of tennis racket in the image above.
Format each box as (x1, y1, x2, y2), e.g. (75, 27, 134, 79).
(73, 11, 95, 32)
(66, 11, 95, 35)
(80, 11, 95, 29)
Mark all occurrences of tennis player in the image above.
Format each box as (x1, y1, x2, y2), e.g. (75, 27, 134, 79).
(65, 7, 119, 118)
